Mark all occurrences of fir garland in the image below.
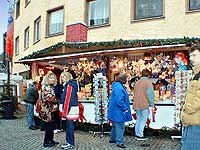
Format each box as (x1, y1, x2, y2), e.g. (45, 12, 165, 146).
(20, 37, 200, 60)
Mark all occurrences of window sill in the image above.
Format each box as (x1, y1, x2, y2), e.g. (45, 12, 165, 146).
(45, 32, 64, 38)
(24, 47, 29, 51)
(88, 23, 110, 29)
(186, 9, 200, 14)
(131, 16, 165, 23)
(33, 39, 40, 45)
(15, 16, 20, 20)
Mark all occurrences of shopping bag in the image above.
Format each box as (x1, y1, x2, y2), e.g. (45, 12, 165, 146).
(66, 106, 79, 120)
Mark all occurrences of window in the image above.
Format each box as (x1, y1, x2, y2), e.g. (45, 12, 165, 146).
(34, 17, 41, 42)
(189, 0, 200, 11)
(24, 27, 29, 49)
(47, 8, 64, 36)
(88, 0, 109, 27)
(16, 0, 20, 18)
(15, 36, 19, 56)
(25, 0, 30, 7)
(134, 0, 163, 20)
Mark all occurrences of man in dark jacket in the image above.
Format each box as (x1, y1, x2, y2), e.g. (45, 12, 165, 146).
(24, 81, 39, 130)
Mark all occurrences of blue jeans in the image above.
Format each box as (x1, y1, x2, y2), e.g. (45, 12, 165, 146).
(181, 126, 200, 150)
(25, 102, 35, 127)
(66, 120, 75, 146)
(110, 121, 125, 144)
(135, 108, 150, 137)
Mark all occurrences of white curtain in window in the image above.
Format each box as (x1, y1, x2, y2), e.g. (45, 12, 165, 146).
(34, 19, 41, 41)
(88, 1, 96, 26)
(94, 0, 109, 25)
(49, 9, 64, 35)
(190, 0, 200, 10)
(88, 0, 109, 26)
(25, 29, 29, 48)
(151, 0, 162, 16)
(136, 0, 163, 19)
(15, 37, 19, 55)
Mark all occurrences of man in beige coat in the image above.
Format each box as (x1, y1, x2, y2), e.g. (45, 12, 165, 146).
(180, 43, 200, 150)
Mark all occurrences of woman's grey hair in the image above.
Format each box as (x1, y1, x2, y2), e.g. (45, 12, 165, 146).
(116, 73, 128, 84)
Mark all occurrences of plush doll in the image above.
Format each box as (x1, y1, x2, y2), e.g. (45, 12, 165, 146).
(174, 52, 188, 71)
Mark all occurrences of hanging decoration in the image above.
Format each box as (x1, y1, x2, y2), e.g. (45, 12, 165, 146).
(93, 74, 108, 138)
(174, 70, 192, 130)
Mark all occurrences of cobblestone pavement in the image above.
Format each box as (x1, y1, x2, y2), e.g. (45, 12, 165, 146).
(0, 113, 181, 150)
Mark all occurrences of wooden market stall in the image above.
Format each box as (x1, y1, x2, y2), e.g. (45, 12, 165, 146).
(17, 38, 199, 129)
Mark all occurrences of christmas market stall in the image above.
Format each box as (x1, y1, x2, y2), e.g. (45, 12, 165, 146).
(17, 37, 200, 130)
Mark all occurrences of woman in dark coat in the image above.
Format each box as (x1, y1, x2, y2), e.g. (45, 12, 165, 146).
(24, 81, 39, 130)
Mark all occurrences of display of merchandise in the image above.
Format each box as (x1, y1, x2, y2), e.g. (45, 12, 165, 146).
(93, 74, 109, 138)
(174, 70, 193, 129)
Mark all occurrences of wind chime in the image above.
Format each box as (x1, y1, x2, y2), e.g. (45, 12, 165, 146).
(93, 74, 109, 138)
(171, 69, 192, 140)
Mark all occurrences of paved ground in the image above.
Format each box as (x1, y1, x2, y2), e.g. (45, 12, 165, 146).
(0, 112, 181, 150)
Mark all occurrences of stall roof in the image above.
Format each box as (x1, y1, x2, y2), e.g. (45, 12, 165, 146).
(17, 43, 187, 64)
(16, 37, 200, 65)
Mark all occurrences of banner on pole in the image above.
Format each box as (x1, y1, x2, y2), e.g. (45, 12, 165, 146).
(6, 16, 14, 58)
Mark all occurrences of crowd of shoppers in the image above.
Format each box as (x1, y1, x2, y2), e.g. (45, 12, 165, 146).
(22, 43, 200, 149)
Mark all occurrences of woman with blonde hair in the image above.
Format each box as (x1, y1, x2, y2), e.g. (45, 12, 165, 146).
(59, 71, 73, 86)
(59, 71, 79, 149)
(39, 71, 59, 147)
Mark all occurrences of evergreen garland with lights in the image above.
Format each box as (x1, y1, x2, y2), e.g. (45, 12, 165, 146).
(20, 37, 200, 61)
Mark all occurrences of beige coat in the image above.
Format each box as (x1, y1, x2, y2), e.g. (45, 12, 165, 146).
(181, 65, 200, 126)
(133, 77, 154, 110)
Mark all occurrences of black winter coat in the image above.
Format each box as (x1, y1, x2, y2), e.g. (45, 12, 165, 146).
(23, 84, 39, 105)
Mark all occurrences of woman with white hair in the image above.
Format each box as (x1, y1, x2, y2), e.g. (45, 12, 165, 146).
(39, 71, 59, 147)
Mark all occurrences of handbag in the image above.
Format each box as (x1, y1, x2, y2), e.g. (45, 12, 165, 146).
(62, 84, 79, 120)
(66, 106, 79, 120)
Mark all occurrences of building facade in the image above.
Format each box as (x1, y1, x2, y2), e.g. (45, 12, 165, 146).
(13, 0, 200, 75)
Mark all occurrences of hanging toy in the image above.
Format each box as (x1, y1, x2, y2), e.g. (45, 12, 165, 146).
(174, 52, 188, 71)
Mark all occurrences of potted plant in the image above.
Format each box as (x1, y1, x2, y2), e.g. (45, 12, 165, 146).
(0, 93, 17, 119)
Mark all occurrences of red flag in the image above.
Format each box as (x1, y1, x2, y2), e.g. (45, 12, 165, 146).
(6, 16, 14, 58)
